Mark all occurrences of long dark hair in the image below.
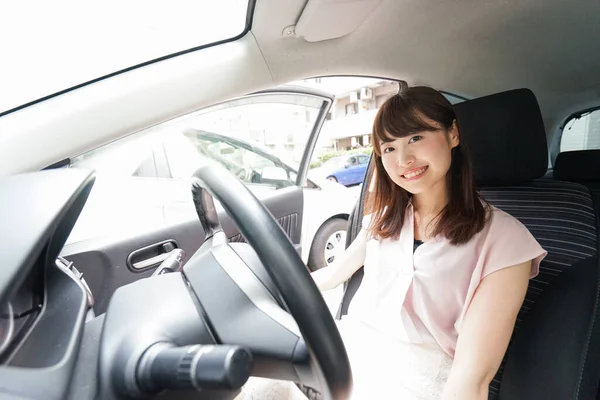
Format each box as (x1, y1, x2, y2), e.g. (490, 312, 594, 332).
(364, 86, 488, 245)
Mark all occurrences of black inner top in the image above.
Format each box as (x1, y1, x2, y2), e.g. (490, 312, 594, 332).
(413, 239, 424, 253)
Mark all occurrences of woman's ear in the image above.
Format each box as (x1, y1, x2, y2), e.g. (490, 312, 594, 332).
(449, 120, 460, 149)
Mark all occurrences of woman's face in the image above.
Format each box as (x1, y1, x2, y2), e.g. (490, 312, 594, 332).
(379, 115, 459, 195)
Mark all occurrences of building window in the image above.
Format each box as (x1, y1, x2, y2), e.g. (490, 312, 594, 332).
(345, 103, 358, 116)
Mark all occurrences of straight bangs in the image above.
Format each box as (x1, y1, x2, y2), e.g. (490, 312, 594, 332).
(372, 96, 441, 156)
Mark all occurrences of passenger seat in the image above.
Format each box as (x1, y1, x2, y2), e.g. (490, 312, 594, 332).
(339, 89, 600, 400)
(455, 89, 600, 399)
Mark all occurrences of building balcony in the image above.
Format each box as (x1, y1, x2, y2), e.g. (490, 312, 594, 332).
(321, 108, 379, 140)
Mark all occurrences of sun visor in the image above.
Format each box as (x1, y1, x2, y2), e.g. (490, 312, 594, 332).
(294, 0, 382, 42)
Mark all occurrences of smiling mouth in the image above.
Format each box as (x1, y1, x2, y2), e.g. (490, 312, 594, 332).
(401, 166, 428, 180)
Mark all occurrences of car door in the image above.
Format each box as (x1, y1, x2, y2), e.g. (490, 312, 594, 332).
(62, 89, 333, 314)
(357, 155, 370, 183)
(344, 155, 362, 185)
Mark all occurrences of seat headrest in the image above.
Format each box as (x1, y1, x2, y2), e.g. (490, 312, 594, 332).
(454, 88, 548, 186)
(554, 150, 600, 182)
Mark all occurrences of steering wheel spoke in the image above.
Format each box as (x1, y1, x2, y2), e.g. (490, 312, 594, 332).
(184, 242, 313, 382)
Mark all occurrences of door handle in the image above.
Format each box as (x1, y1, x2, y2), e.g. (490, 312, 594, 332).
(132, 252, 172, 270)
(127, 240, 179, 272)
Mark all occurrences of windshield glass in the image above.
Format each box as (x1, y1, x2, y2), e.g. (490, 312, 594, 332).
(1, 0, 250, 114)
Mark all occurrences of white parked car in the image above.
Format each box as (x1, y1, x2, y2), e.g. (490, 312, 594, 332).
(67, 91, 359, 271)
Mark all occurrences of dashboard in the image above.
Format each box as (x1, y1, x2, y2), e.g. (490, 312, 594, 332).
(0, 169, 95, 400)
(0, 258, 43, 364)
(0, 167, 346, 400)
(0, 169, 288, 400)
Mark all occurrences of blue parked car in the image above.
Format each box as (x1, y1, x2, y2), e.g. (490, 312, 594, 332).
(313, 154, 370, 186)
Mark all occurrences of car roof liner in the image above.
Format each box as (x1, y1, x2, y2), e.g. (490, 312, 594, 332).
(294, 0, 383, 42)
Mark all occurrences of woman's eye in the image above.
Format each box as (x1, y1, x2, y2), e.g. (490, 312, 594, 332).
(408, 135, 423, 144)
(383, 147, 394, 153)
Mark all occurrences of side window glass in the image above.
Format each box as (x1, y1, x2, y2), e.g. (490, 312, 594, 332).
(66, 92, 328, 244)
(160, 93, 325, 189)
(560, 109, 600, 152)
(164, 130, 294, 189)
(133, 154, 158, 177)
(70, 133, 159, 178)
(72, 93, 327, 190)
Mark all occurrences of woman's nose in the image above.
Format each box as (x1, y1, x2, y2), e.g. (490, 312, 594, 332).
(397, 148, 415, 167)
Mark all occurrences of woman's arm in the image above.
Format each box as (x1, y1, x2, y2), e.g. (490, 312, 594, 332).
(441, 260, 532, 400)
(310, 228, 368, 291)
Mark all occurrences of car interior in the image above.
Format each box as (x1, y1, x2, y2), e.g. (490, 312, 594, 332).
(1, 1, 600, 400)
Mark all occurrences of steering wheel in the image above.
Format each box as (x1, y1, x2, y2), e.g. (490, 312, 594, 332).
(187, 163, 352, 399)
(97, 162, 351, 400)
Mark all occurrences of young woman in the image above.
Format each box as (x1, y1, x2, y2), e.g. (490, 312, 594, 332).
(237, 86, 547, 400)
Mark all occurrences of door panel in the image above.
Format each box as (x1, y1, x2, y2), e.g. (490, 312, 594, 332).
(65, 88, 333, 312)
(61, 186, 304, 315)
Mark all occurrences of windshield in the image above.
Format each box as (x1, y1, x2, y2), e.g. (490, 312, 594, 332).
(1, 0, 251, 114)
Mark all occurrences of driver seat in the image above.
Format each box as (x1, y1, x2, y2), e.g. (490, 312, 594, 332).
(339, 88, 600, 399)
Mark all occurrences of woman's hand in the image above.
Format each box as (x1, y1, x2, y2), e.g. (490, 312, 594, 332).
(441, 260, 532, 400)
(310, 228, 368, 291)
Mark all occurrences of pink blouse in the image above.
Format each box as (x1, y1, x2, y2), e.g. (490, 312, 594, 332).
(346, 203, 547, 357)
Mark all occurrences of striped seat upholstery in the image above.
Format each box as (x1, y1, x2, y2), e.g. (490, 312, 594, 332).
(481, 180, 598, 400)
(455, 89, 600, 399)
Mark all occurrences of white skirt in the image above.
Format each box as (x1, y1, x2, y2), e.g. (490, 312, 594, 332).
(237, 316, 453, 400)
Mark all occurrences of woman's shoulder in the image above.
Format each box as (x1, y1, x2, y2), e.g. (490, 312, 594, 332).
(485, 204, 529, 234)
(478, 204, 547, 279)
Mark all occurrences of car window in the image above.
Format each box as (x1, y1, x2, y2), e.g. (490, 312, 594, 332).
(358, 155, 370, 165)
(67, 92, 328, 244)
(71, 92, 326, 190)
(347, 156, 357, 166)
(163, 129, 297, 189)
(560, 108, 600, 152)
(70, 133, 161, 178)
(158, 95, 324, 189)
(1, 0, 251, 114)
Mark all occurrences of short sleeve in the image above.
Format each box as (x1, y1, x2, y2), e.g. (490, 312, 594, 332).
(481, 209, 547, 280)
(455, 208, 548, 333)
